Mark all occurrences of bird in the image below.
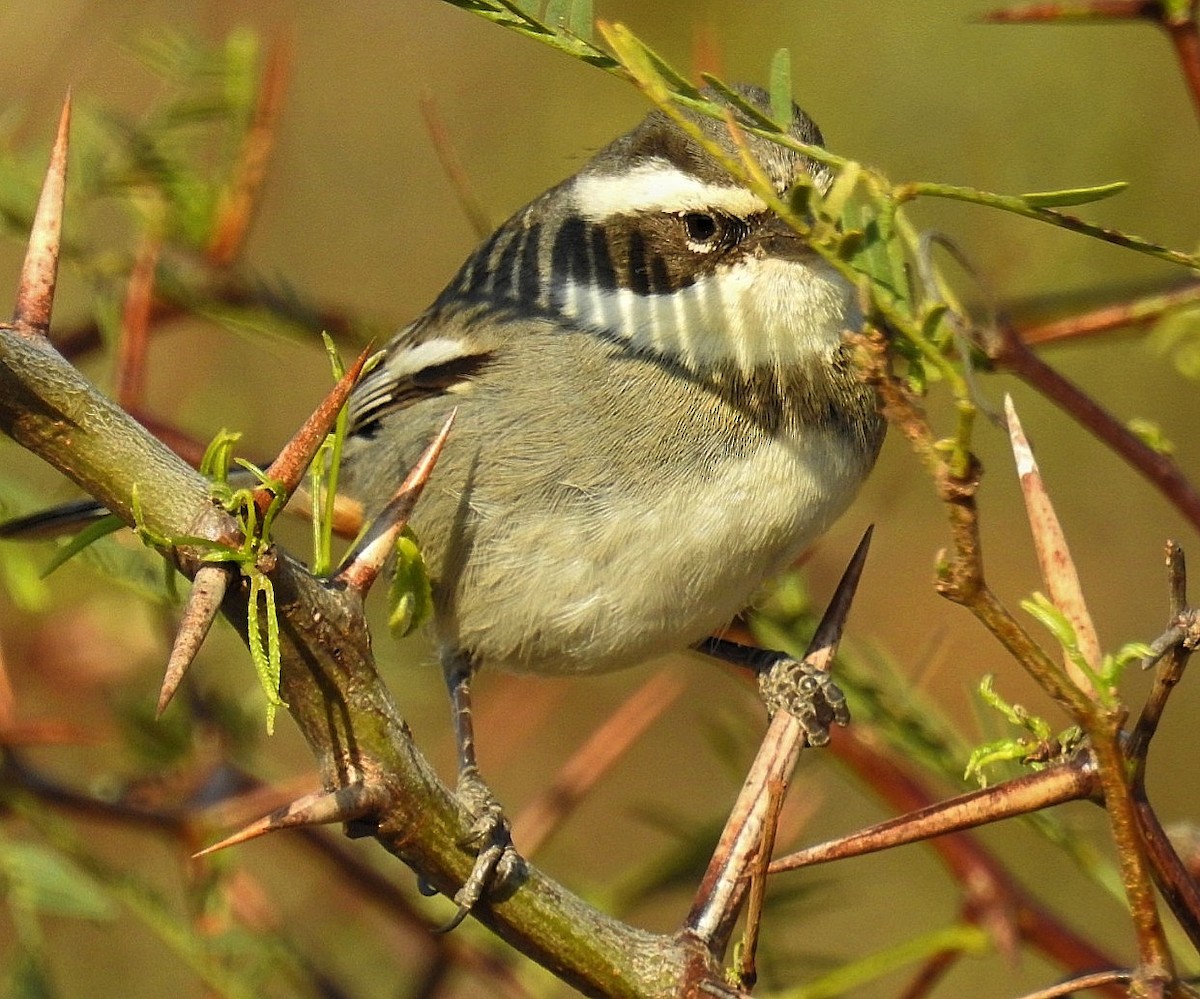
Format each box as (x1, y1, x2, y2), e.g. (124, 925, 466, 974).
(338, 85, 884, 913)
(1, 84, 885, 919)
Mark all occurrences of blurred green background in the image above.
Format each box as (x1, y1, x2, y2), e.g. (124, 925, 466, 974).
(1, 2, 1198, 997)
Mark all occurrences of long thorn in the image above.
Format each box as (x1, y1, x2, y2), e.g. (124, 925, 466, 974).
(769, 752, 1100, 874)
(1005, 394, 1101, 690)
(158, 564, 230, 717)
(194, 782, 386, 857)
(14, 92, 71, 333)
(336, 409, 456, 594)
(251, 344, 372, 520)
(685, 525, 873, 951)
(804, 523, 873, 669)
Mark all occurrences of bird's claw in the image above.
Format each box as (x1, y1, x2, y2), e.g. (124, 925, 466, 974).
(757, 656, 850, 746)
(435, 766, 522, 932)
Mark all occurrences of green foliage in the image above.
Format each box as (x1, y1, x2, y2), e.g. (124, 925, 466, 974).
(388, 527, 433, 637)
(0, 836, 115, 999)
(1126, 417, 1176, 455)
(79, 28, 260, 249)
(1151, 305, 1200, 379)
(767, 48, 793, 128)
(1020, 591, 1153, 711)
(964, 675, 1081, 785)
(131, 444, 290, 734)
(775, 924, 991, 999)
(36, 515, 125, 579)
(1018, 181, 1128, 208)
(438, 0, 617, 68)
(0, 837, 116, 923)
(309, 333, 353, 578)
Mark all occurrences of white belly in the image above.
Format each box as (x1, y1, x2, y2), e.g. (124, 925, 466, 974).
(445, 425, 866, 676)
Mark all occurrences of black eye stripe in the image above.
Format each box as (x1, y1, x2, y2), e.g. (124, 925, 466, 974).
(550, 213, 752, 297)
(445, 207, 757, 315)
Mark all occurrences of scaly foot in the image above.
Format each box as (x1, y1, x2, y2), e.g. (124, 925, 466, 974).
(756, 654, 850, 746)
(438, 765, 523, 931)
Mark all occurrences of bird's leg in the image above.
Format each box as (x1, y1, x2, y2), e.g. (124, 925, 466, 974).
(439, 652, 521, 928)
(698, 636, 850, 746)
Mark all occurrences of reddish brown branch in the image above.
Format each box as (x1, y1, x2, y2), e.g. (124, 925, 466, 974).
(1019, 281, 1200, 346)
(511, 669, 685, 857)
(115, 231, 162, 410)
(825, 727, 1128, 993)
(984, 2, 1200, 131)
(206, 31, 293, 267)
(1161, 8, 1200, 123)
(418, 94, 492, 240)
(983, 2, 1160, 21)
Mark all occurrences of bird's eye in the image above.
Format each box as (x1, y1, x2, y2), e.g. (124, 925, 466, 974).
(681, 212, 720, 246)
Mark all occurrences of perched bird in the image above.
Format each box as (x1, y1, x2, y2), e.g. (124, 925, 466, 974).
(1, 85, 885, 917)
(340, 85, 884, 911)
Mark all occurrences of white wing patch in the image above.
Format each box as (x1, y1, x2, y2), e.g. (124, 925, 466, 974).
(380, 336, 473, 379)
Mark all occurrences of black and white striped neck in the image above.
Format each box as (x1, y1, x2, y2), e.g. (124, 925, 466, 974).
(431, 87, 853, 378)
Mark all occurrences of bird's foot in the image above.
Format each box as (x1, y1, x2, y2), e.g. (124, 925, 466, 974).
(757, 654, 850, 746)
(437, 765, 523, 931)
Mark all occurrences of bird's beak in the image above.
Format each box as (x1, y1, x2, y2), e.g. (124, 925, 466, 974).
(751, 215, 818, 262)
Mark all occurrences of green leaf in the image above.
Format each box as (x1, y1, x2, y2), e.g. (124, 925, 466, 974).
(911, 180, 1198, 271)
(1020, 591, 1079, 652)
(1126, 417, 1175, 455)
(0, 840, 115, 922)
(199, 428, 243, 483)
(389, 528, 433, 637)
(964, 737, 1032, 785)
(601, 23, 673, 103)
(698, 73, 781, 132)
(567, 0, 593, 39)
(312, 333, 354, 576)
(493, 0, 555, 34)
(821, 160, 862, 221)
(1102, 641, 1154, 685)
(635, 38, 701, 100)
(1019, 181, 1128, 208)
(976, 674, 1049, 740)
(39, 515, 125, 578)
(247, 571, 286, 733)
(544, 0, 569, 28)
(768, 47, 792, 127)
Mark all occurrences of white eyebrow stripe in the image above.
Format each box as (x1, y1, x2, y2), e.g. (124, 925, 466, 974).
(573, 161, 769, 221)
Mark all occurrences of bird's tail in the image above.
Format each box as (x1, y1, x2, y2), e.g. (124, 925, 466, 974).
(0, 488, 366, 542)
(0, 498, 114, 540)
